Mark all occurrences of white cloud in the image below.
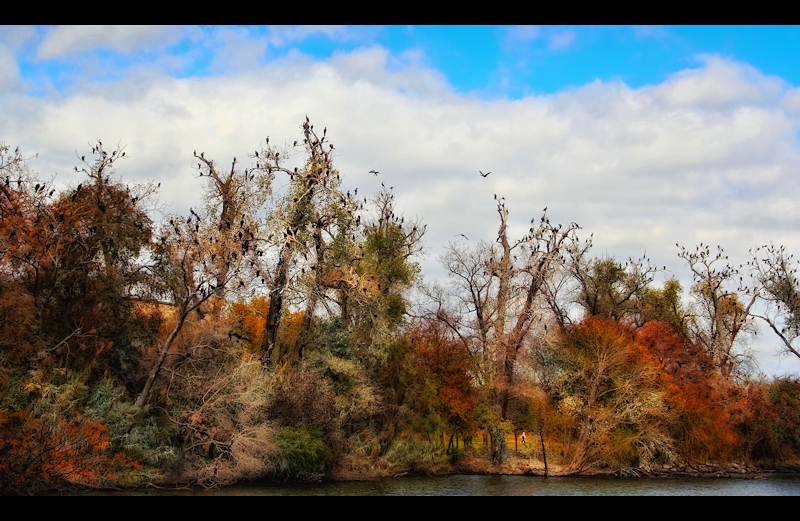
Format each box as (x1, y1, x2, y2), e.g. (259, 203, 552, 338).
(0, 44, 20, 91)
(208, 27, 269, 74)
(650, 54, 786, 110)
(36, 25, 184, 60)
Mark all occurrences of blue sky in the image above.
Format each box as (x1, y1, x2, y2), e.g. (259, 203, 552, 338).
(2, 25, 800, 376)
(9, 26, 800, 98)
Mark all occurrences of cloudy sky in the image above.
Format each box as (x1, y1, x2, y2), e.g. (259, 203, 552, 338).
(2, 25, 800, 376)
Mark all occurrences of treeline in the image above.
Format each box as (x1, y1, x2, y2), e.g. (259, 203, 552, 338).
(1, 122, 799, 493)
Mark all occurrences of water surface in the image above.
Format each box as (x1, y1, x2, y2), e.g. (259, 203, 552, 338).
(99, 474, 800, 496)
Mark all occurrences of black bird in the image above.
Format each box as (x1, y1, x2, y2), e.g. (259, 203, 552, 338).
(457, 234, 469, 240)
(370, 170, 380, 176)
(479, 170, 491, 177)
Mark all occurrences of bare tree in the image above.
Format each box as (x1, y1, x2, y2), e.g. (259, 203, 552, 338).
(748, 244, 800, 360)
(678, 242, 757, 378)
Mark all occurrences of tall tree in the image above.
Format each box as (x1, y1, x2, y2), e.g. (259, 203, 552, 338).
(679, 243, 757, 378)
(193, 149, 272, 318)
(569, 252, 664, 324)
(256, 119, 342, 369)
(133, 149, 256, 411)
(1, 141, 157, 386)
(438, 198, 580, 463)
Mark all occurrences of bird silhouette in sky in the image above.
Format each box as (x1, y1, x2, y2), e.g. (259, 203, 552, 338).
(370, 170, 380, 176)
(479, 170, 492, 177)
(457, 234, 469, 240)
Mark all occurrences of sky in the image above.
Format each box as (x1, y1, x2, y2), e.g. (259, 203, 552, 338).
(2, 25, 800, 377)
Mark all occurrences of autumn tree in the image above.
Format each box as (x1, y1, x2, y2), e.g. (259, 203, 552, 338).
(436, 199, 581, 463)
(257, 119, 345, 369)
(0, 409, 141, 494)
(132, 154, 256, 411)
(551, 318, 674, 472)
(637, 321, 731, 464)
(193, 149, 272, 318)
(406, 318, 477, 451)
(0, 142, 159, 391)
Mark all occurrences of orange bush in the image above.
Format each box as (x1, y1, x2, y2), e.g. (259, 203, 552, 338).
(0, 410, 140, 494)
(638, 321, 742, 463)
(407, 320, 477, 437)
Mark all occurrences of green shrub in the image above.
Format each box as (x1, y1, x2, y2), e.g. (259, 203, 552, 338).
(272, 426, 333, 479)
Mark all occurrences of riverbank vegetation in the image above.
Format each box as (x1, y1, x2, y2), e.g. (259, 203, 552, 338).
(2, 123, 800, 494)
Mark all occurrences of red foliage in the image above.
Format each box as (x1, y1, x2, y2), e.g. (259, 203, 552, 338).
(407, 319, 477, 436)
(0, 411, 140, 494)
(637, 321, 745, 463)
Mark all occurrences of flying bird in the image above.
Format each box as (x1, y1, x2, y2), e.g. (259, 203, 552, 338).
(370, 170, 380, 176)
(480, 170, 492, 177)
(457, 234, 469, 241)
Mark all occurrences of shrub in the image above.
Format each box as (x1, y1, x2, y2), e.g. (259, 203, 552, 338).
(272, 426, 333, 479)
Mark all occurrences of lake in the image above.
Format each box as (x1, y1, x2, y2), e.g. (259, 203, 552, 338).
(88, 473, 800, 496)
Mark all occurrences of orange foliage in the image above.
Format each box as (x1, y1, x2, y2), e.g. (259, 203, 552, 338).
(229, 297, 269, 350)
(0, 410, 140, 494)
(637, 321, 744, 463)
(407, 320, 477, 436)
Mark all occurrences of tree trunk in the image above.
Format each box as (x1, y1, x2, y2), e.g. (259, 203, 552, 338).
(291, 223, 324, 367)
(260, 247, 291, 368)
(539, 425, 548, 477)
(291, 291, 316, 367)
(489, 425, 508, 464)
(133, 307, 188, 411)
